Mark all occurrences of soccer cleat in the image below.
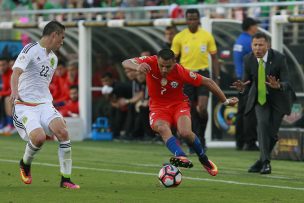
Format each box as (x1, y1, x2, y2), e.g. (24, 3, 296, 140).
(60, 178, 80, 189)
(202, 160, 218, 176)
(19, 159, 32, 184)
(170, 156, 193, 168)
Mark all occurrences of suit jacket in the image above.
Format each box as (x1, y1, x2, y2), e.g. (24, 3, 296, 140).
(243, 49, 296, 115)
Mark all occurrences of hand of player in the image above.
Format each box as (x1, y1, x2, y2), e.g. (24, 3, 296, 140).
(230, 80, 250, 92)
(136, 63, 151, 74)
(9, 91, 20, 104)
(226, 97, 239, 106)
(266, 75, 280, 89)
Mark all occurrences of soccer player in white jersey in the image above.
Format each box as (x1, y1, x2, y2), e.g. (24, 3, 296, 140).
(10, 21, 80, 189)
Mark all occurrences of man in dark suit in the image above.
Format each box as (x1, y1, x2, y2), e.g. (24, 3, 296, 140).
(232, 32, 295, 174)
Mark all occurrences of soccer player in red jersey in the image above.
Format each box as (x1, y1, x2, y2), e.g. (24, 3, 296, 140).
(122, 49, 238, 176)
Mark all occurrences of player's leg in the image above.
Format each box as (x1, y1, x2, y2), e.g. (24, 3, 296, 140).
(14, 104, 45, 184)
(150, 110, 192, 168)
(176, 110, 217, 176)
(49, 117, 80, 189)
(20, 128, 46, 184)
(196, 69, 211, 150)
(196, 95, 209, 149)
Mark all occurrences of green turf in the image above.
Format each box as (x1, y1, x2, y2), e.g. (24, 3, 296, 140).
(0, 134, 304, 203)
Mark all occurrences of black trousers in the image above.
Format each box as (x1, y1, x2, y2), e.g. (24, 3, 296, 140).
(235, 95, 257, 148)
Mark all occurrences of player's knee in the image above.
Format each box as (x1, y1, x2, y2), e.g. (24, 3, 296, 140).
(178, 129, 192, 139)
(55, 128, 69, 141)
(32, 135, 46, 147)
(155, 124, 169, 135)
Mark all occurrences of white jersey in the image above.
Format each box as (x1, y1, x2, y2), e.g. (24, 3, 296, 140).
(13, 42, 58, 103)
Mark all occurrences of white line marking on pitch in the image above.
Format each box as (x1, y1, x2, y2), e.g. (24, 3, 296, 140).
(0, 158, 303, 191)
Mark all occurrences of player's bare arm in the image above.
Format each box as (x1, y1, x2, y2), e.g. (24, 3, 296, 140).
(201, 76, 238, 106)
(122, 59, 151, 74)
(10, 67, 23, 103)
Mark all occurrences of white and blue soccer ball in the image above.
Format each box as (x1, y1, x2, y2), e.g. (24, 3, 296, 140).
(158, 164, 182, 187)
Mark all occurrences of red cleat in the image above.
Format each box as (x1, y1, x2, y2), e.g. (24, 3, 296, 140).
(19, 159, 32, 184)
(202, 160, 218, 176)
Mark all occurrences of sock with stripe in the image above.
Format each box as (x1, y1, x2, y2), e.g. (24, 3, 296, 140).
(166, 136, 186, 157)
(23, 140, 41, 165)
(58, 140, 72, 177)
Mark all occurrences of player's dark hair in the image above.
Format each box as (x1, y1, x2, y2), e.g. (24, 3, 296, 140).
(252, 32, 269, 43)
(42, 20, 65, 36)
(157, 49, 175, 60)
(186, 9, 200, 17)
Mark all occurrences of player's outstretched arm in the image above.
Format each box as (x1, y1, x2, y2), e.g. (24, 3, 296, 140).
(122, 59, 151, 74)
(201, 76, 238, 106)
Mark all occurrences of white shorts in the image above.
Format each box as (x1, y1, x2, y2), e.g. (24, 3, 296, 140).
(13, 103, 63, 141)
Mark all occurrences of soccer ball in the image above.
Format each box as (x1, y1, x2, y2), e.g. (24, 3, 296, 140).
(158, 164, 182, 187)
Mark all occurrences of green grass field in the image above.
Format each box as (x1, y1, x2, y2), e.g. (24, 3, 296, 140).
(0, 134, 304, 203)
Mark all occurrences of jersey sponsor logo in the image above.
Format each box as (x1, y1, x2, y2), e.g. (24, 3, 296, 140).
(37, 56, 41, 61)
(189, 71, 197, 79)
(170, 81, 178, 88)
(161, 78, 167, 86)
(180, 109, 187, 113)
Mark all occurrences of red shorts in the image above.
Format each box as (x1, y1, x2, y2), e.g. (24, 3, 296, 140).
(149, 102, 191, 129)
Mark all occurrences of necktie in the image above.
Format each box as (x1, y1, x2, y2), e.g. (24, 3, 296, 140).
(258, 59, 266, 105)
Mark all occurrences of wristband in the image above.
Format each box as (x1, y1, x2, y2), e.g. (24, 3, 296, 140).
(223, 99, 229, 106)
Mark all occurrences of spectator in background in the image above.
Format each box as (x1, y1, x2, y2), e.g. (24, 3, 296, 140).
(233, 17, 259, 151)
(0, 56, 15, 135)
(53, 61, 78, 107)
(123, 51, 154, 140)
(58, 85, 79, 117)
(171, 8, 220, 150)
(101, 72, 132, 139)
(51, 60, 67, 106)
(133, 70, 155, 140)
(162, 26, 178, 49)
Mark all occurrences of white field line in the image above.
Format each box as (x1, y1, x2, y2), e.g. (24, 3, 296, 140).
(0, 158, 303, 191)
(74, 159, 295, 180)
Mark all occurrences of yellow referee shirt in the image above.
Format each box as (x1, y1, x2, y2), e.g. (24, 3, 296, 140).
(171, 27, 217, 71)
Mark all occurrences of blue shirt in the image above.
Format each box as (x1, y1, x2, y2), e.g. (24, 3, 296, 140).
(233, 32, 252, 79)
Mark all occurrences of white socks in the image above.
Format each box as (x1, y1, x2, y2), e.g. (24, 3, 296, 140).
(23, 140, 41, 165)
(58, 140, 72, 178)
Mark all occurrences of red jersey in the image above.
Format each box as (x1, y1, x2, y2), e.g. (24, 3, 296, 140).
(58, 100, 79, 117)
(0, 68, 13, 97)
(135, 55, 203, 109)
